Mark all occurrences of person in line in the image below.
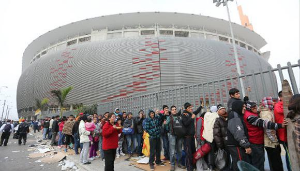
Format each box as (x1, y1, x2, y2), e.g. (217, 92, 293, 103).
(0, 120, 14, 146)
(143, 110, 165, 170)
(49, 116, 54, 139)
(116, 118, 125, 158)
(167, 105, 185, 171)
(244, 101, 286, 171)
(50, 115, 60, 146)
(123, 112, 135, 157)
(72, 114, 81, 155)
(17, 119, 29, 145)
(213, 104, 231, 171)
(102, 113, 122, 171)
(99, 112, 109, 161)
(260, 97, 284, 171)
(274, 91, 291, 171)
(58, 117, 66, 148)
(182, 102, 202, 171)
(79, 115, 91, 165)
(226, 100, 251, 171)
(33, 120, 39, 133)
(85, 116, 96, 160)
(89, 116, 100, 160)
(62, 115, 75, 152)
(134, 110, 145, 156)
(161, 105, 170, 161)
(203, 106, 219, 170)
(43, 117, 50, 140)
(227, 88, 241, 114)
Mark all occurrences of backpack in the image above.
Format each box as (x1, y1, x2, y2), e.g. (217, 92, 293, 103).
(196, 117, 205, 141)
(173, 115, 186, 138)
(4, 124, 11, 132)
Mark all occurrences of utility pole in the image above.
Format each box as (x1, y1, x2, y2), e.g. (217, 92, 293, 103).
(1, 100, 6, 121)
(5, 108, 10, 120)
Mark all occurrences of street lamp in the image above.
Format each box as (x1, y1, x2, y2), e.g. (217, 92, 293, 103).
(213, 0, 246, 97)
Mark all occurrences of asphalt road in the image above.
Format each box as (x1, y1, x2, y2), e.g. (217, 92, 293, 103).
(0, 133, 61, 171)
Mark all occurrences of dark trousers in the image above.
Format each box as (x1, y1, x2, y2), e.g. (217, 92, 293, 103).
(249, 144, 264, 171)
(65, 134, 74, 148)
(18, 133, 27, 145)
(227, 146, 250, 171)
(149, 137, 162, 166)
(184, 136, 196, 171)
(0, 132, 10, 146)
(50, 132, 57, 146)
(265, 146, 284, 171)
(280, 141, 291, 171)
(136, 133, 143, 155)
(162, 133, 170, 159)
(104, 149, 116, 171)
(73, 133, 80, 154)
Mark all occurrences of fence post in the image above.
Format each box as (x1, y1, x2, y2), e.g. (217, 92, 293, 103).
(277, 64, 284, 83)
(287, 62, 299, 94)
(213, 81, 217, 105)
(259, 68, 268, 98)
(218, 79, 224, 105)
(224, 78, 229, 103)
(268, 66, 278, 97)
(202, 83, 206, 111)
(207, 83, 211, 106)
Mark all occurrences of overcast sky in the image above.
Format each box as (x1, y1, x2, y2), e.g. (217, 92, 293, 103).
(0, 0, 299, 120)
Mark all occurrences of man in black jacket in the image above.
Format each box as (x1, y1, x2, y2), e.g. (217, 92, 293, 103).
(17, 119, 29, 145)
(50, 115, 60, 146)
(134, 110, 145, 156)
(226, 100, 251, 171)
(182, 102, 202, 171)
(227, 88, 241, 114)
(43, 117, 50, 140)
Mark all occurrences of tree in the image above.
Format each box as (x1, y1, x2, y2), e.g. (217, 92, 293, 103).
(35, 98, 49, 118)
(51, 86, 73, 117)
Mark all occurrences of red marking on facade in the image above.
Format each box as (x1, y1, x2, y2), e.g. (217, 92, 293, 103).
(126, 85, 134, 87)
(133, 86, 147, 89)
(133, 75, 139, 78)
(139, 60, 146, 62)
(134, 89, 147, 92)
(160, 48, 167, 51)
(159, 40, 165, 42)
(145, 54, 152, 57)
(133, 57, 139, 60)
(146, 64, 153, 67)
(145, 72, 153, 74)
(139, 77, 146, 79)
(152, 61, 159, 63)
(145, 41, 152, 43)
(153, 74, 160, 77)
(146, 78, 153, 80)
(133, 62, 140, 64)
(56, 59, 60, 62)
(63, 60, 68, 63)
(151, 46, 158, 48)
(152, 51, 159, 54)
(139, 49, 146, 51)
(140, 67, 146, 70)
(160, 58, 168, 60)
(145, 58, 152, 61)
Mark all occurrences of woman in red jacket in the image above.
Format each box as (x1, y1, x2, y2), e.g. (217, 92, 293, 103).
(102, 113, 122, 171)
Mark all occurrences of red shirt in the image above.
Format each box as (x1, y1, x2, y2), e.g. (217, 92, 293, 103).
(244, 111, 264, 144)
(274, 101, 287, 142)
(59, 121, 64, 131)
(102, 122, 121, 150)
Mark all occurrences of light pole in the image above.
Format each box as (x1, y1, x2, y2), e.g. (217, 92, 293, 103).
(213, 0, 245, 97)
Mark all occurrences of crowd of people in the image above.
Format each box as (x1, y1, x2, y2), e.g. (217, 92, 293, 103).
(1, 88, 300, 171)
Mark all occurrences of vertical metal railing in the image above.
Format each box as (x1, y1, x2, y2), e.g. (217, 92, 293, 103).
(97, 60, 300, 115)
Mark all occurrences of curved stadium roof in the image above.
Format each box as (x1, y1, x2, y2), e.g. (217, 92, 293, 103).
(22, 12, 267, 70)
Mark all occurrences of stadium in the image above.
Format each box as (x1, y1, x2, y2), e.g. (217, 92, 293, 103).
(17, 12, 274, 119)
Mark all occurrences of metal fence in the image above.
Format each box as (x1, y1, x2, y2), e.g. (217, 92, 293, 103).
(98, 60, 300, 115)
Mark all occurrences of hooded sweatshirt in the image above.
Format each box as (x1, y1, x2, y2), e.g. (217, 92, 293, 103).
(226, 100, 250, 148)
(143, 110, 164, 139)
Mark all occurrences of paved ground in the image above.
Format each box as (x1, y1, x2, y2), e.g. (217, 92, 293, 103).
(0, 133, 60, 171)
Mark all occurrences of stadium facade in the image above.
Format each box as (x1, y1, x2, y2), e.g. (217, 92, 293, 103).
(17, 12, 273, 118)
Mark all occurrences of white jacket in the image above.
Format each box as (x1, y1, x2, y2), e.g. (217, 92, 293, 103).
(79, 120, 90, 143)
(202, 112, 219, 143)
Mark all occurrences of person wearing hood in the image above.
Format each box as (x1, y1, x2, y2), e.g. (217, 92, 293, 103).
(244, 101, 286, 171)
(114, 108, 122, 117)
(123, 112, 135, 157)
(226, 100, 251, 171)
(202, 106, 219, 170)
(143, 110, 165, 170)
(182, 102, 202, 171)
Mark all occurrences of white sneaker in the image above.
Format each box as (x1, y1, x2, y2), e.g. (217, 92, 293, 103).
(88, 157, 94, 161)
(120, 152, 126, 156)
(116, 154, 120, 158)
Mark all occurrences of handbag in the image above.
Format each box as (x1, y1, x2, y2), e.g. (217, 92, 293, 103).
(122, 127, 134, 135)
(215, 149, 227, 170)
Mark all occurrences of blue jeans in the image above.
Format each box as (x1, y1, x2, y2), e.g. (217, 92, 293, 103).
(126, 134, 134, 154)
(58, 131, 64, 146)
(43, 128, 48, 140)
(169, 134, 183, 166)
(73, 133, 80, 154)
(98, 135, 104, 159)
(162, 133, 170, 159)
(136, 133, 143, 155)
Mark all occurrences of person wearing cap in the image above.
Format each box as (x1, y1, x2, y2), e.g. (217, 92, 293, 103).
(17, 119, 29, 145)
(244, 101, 287, 171)
(213, 104, 231, 170)
(259, 97, 284, 171)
